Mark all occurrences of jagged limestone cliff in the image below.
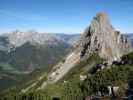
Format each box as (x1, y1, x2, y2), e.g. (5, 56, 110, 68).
(21, 12, 132, 92)
(78, 12, 132, 62)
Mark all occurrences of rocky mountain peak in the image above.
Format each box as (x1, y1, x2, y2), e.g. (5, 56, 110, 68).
(79, 12, 132, 62)
(95, 12, 109, 22)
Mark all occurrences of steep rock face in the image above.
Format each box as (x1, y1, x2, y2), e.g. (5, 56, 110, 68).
(20, 13, 133, 92)
(78, 12, 132, 62)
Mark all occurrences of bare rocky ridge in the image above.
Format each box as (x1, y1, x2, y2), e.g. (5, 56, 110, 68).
(78, 12, 132, 62)
(48, 12, 133, 84)
(21, 12, 133, 92)
(46, 12, 133, 84)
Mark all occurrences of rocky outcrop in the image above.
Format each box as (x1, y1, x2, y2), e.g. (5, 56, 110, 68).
(21, 13, 133, 92)
(78, 12, 132, 62)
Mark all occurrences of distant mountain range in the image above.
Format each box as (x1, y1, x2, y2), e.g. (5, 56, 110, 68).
(0, 31, 80, 90)
(123, 33, 133, 46)
(0, 31, 80, 51)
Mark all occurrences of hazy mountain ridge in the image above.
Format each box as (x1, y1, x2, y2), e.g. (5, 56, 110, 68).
(0, 31, 80, 73)
(124, 33, 133, 46)
(0, 32, 80, 90)
(0, 31, 80, 51)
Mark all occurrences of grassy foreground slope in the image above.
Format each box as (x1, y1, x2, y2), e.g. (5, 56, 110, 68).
(0, 52, 133, 100)
(0, 41, 70, 91)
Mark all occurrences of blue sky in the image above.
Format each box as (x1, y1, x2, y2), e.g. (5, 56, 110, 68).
(0, 0, 133, 34)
